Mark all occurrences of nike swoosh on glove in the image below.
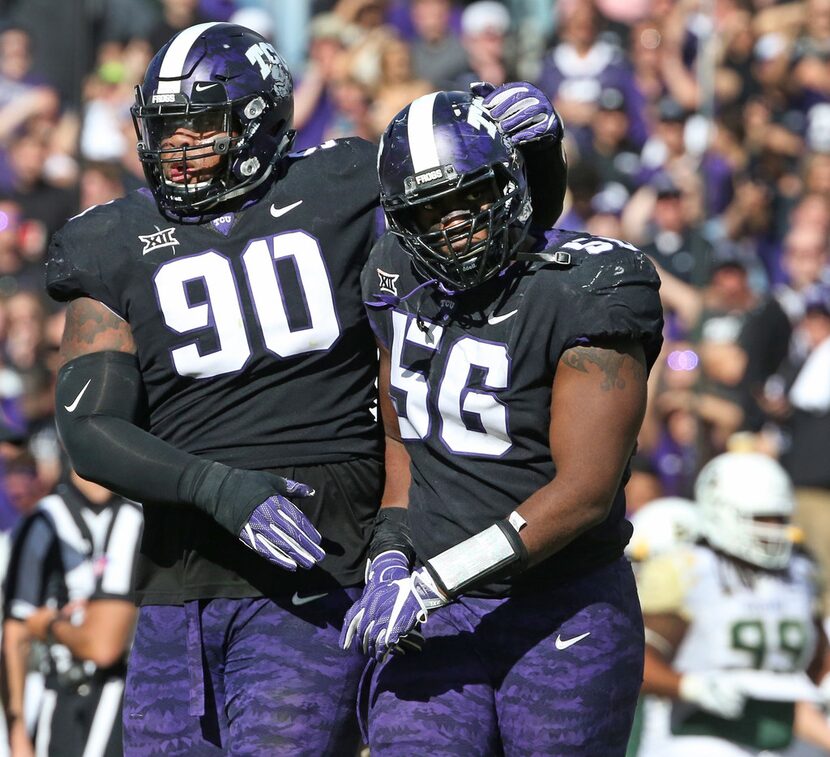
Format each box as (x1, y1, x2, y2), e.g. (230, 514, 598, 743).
(471, 81, 562, 145)
(239, 479, 325, 571)
(341, 563, 447, 660)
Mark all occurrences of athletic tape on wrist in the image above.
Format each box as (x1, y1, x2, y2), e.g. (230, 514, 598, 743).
(424, 511, 528, 597)
(368, 507, 415, 562)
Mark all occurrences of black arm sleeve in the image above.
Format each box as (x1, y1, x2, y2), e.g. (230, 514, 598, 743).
(520, 124, 567, 229)
(56, 351, 295, 536)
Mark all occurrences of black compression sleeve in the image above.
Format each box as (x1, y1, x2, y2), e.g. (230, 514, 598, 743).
(521, 121, 567, 229)
(56, 351, 189, 505)
(55, 352, 287, 535)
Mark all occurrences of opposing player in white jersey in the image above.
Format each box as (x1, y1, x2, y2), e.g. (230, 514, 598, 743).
(636, 452, 830, 757)
(625, 497, 699, 757)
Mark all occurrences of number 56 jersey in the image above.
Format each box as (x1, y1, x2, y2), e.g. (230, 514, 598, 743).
(362, 228, 664, 593)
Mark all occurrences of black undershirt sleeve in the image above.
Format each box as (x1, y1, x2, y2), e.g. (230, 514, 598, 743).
(56, 351, 296, 536)
(520, 127, 567, 229)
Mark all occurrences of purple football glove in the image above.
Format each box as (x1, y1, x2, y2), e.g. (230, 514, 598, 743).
(471, 81, 562, 145)
(341, 558, 447, 660)
(239, 480, 325, 571)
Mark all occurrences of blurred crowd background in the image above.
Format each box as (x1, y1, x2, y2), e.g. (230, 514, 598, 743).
(0, 0, 825, 647)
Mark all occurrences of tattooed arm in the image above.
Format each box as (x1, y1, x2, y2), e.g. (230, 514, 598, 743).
(55, 299, 318, 554)
(514, 338, 648, 566)
(59, 297, 136, 366)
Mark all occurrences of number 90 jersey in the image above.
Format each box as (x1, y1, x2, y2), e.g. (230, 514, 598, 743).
(46, 138, 382, 469)
(362, 228, 664, 593)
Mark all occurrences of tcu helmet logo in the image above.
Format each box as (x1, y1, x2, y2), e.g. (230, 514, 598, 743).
(246, 42, 282, 80)
(466, 102, 497, 138)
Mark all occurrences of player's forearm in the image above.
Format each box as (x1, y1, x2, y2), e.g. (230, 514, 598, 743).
(48, 613, 133, 670)
(641, 647, 682, 698)
(794, 700, 830, 750)
(380, 436, 411, 508)
(0, 622, 30, 729)
(512, 476, 619, 567)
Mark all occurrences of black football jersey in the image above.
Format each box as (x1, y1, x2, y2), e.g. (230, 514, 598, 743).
(362, 228, 663, 594)
(46, 138, 384, 602)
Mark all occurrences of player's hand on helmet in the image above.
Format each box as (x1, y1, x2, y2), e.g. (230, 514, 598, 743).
(679, 671, 747, 719)
(341, 560, 447, 660)
(471, 81, 562, 146)
(238, 477, 325, 571)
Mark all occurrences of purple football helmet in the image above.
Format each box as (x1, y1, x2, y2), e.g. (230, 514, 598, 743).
(378, 90, 531, 290)
(132, 22, 294, 218)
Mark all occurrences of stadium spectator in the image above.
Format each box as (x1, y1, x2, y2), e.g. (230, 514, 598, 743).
(343, 86, 658, 754)
(760, 284, 830, 619)
(579, 86, 641, 192)
(0, 469, 141, 757)
(78, 162, 127, 215)
(624, 454, 666, 516)
(629, 173, 713, 287)
(146, 0, 209, 54)
(0, 24, 59, 150)
(539, 1, 646, 149)
(293, 12, 349, 150)
(368, 35, 432, 139)
(775, 224, 830, 327)
(2, 129, 77, 247)
(452, 0, 516, 90)
(408, 0, 468, 90)
(0, 421, 29, 533)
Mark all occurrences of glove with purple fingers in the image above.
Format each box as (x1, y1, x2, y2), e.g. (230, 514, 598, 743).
(178, 459, 325, 571)
(471, 81, 562, 146)
(239, 483, 325, 571)
(340, 558, 447, 660)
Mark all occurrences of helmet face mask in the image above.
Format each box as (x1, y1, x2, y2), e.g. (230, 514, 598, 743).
(695, 452, 795, 570)
(132, 22, 295, 219)
(378, 91, 531, 291)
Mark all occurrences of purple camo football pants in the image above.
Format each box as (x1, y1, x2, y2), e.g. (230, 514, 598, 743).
(123, 590, 363, 756)
(365, 558, 644, 757)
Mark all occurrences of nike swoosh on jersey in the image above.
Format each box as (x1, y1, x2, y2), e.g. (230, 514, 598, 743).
(555, 631, 591, 650)
(270, 200, 303, 218)
(290, 591, 328, 606)
(64, 379, 92, 413)
(488, 309, 518, 325)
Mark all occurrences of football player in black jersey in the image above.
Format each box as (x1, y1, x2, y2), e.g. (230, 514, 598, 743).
(45, 22, 570, 757)
(342, 89, 664, 756)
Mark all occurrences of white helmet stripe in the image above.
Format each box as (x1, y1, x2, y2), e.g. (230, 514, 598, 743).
(156, 22, 222, 94)
(407, 92, 440, 173)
